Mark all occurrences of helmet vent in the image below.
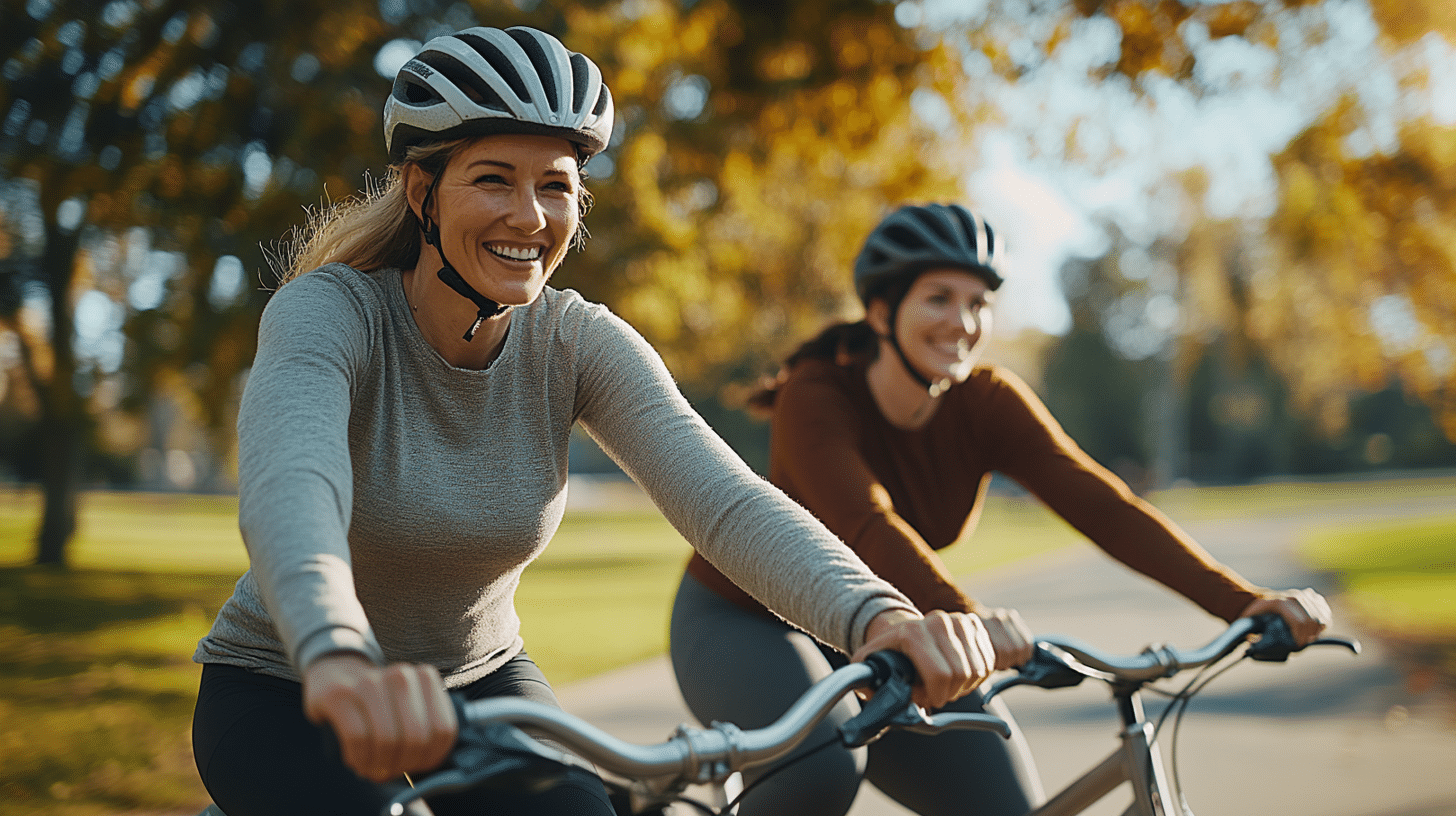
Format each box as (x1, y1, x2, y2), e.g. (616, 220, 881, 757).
(569, 54, 591, 113)
(882, 224, 926, 251)
(509, 29, 560, 113)
(948, 207, 984, 254)
(919, 212, 956, 246)
(397, 76, 436, 105)
(421, 52, 511, 111)
(458, 32, 533, 104)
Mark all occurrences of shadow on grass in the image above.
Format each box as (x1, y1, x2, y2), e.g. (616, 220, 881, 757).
(0, 567, 236, 633)
(0, 566, 226, 815)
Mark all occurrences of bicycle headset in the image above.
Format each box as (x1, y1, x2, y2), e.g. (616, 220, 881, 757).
(852, 203, 1005, 392)
(383, 26, 615, 341)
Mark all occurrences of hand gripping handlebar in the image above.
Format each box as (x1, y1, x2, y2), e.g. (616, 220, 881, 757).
(385, 651, 1009, 815)
(985, 614, 1361, 701)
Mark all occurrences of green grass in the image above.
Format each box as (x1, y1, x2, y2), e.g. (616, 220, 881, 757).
(2, 475, 1452, 815)
(517, 510, 694, 684)
(1300, 513, 1456, 637)
(0, 567, 233, 815)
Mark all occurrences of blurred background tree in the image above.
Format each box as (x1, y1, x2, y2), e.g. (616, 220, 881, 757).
(2, 0, 1454, 566)
(939, 0, 1456, 485)
(0, 0, 411, 564)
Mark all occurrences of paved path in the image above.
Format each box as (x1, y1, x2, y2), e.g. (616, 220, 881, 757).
(557, 491, 1456, 816)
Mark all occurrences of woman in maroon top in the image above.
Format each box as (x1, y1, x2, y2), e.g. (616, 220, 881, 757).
(670, 203, 1332, 816)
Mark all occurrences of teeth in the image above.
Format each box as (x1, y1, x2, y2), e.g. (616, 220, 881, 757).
(488, 244, 542, 261)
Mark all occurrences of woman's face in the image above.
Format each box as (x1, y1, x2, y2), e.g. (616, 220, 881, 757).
(425, 134, 582, 307)
(882, 268, 995, 386)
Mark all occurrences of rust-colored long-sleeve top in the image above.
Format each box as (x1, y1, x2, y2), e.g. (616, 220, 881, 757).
(686, 359, 1265, 624)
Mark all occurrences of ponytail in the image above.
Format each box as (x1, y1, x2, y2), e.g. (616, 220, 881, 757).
(746, 321, 880, 412)
(748, 268, 923, 412)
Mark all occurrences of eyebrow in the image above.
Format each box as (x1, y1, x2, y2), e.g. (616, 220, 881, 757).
(465, 159, 573, 178)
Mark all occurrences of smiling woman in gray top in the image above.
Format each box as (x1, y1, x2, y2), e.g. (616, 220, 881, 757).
(189, 25, 996, 816)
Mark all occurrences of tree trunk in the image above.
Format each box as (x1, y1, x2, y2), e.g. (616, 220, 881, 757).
(32, 216, 82, 567)
(35, 414, 81, 565)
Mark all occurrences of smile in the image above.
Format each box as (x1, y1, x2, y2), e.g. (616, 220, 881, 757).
(487, 244, 543, 262)
(930, 339, 970, 359)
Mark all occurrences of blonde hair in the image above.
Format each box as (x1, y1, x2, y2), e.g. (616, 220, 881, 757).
(270, 138, 593, 287)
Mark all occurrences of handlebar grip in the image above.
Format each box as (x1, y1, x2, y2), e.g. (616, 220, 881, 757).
(839, 650, 919, 748)
(862, 649, 917, 687)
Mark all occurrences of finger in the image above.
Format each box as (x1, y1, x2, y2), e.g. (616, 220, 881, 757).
(328, 697, 377, 781)
(410, 665, 458, 773)
(1292, 589, 1331, 644)
(383, 666, 421, 778)
(887, 615, 948, 710)
(1306, 589, 1333, 626)
(987, 610, 1034, 670)
(924, 611, 970, 709)
(956, 613, 994, 694)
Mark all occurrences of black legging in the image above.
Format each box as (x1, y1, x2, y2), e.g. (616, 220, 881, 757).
(193, 654, 616, 816)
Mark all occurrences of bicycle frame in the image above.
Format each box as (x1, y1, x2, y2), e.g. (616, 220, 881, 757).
(1028, 685, 1179, 816)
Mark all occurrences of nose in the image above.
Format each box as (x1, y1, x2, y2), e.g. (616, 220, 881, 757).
(504, 187, 547, 234)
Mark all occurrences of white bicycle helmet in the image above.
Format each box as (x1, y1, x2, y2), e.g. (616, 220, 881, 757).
(853, 203, 1004, 302)
(384, 26, 614, 163)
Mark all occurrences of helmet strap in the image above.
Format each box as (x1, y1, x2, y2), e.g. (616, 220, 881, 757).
(886, 304, 944, 397)
(419, 171, 507, 342)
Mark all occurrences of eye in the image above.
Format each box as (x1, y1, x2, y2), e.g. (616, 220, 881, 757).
(473, 173, 508, 185)
(543, 180, 575, 194)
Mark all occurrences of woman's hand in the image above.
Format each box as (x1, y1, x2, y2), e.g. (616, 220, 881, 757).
(851, 608, 995, 710)
(978, 607, 1036, 670)
(302, 653, 458, 783)
(1238, 587, 1332, 647)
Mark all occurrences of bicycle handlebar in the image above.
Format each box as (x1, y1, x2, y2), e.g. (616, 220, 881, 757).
(385, 650, 1010, 815)
(987, 614, 1361, 700)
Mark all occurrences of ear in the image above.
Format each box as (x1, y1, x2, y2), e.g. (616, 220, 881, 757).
(401, 163, 435, 225)
(865, 297, 892, 337)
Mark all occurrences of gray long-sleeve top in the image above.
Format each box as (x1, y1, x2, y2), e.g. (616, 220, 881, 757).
(194, 264, 916, 686)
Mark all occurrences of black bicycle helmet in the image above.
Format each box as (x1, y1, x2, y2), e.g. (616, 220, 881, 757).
(853, 203, 1004, 302)
(384, 26, 614, 163)
(851, 204, 1004, 393)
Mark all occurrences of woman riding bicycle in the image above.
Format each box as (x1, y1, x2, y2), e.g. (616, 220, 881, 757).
(190, 30, 997, 816)
(670, 203, 1333, 816)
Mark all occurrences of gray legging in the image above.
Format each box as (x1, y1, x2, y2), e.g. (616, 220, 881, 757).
(670, 573, 1044, 816)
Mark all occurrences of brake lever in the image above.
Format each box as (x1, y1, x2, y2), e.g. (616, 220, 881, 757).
(900, 711, 1012, 739)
